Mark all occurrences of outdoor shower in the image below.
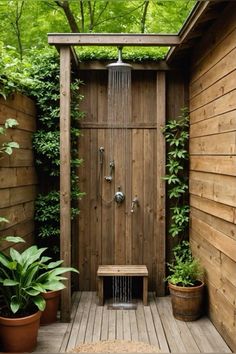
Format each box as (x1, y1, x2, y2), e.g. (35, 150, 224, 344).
(97, 47, 141, 309)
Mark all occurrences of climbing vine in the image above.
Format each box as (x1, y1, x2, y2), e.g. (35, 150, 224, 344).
(162, 108, 189, 240)
(31, 50, 84, 258)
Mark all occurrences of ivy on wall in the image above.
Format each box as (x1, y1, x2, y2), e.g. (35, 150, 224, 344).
(31, 51, 84, 258)
(162, 108, 189, 240)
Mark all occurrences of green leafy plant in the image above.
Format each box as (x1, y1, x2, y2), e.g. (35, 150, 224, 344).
(166, 241, 203, 287)
(0, 244, 79, 317)
(162, 108, 189, 238)
(0, 118, 19, 157)
(31, 51, 84, 257)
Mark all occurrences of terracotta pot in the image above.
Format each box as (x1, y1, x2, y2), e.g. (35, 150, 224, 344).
(169, 281, 204, 321)
(40, 290, 61, 325)
(0, 310, 41, 352)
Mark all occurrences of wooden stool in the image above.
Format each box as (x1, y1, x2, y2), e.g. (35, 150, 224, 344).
(97, 265, 148, 306)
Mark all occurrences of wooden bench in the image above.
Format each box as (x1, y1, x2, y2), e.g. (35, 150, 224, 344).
(97, 265, 148, 306)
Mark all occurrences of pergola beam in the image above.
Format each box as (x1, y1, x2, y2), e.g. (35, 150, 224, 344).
(48, 33, 180, 46)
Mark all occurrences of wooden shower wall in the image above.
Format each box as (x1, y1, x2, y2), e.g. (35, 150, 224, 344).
(189, 3, 236, 351)
(77, 70, 165, 292)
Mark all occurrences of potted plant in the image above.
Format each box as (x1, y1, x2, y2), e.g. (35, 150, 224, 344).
(0, 243, 79, 352)
(166, 241, 204, 321)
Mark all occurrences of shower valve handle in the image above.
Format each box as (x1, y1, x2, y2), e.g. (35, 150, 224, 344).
(131, 197, 139, 213)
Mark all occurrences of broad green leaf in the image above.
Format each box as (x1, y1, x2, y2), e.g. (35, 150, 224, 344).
(3, 236, 25, 243)
(10, 296, 20, 314)
(33, 295, 46, 311)
(3, 279, 19, 286)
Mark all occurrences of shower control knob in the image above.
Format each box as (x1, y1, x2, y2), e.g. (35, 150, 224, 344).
(114, 189, 125, 204)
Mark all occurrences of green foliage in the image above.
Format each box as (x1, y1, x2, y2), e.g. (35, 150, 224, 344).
(162, 108, 189, 238)
(76, 46, 167, 62)
(0, 43, 34, 98)
(0, 244, 78, 316)
(0, 0, 195, 58)
(166, 241, 203, 287)
(31, 50, 84, 258)
(0, 118, 19, 156)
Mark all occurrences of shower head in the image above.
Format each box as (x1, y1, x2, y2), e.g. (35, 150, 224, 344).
(107, 47, 132, 70)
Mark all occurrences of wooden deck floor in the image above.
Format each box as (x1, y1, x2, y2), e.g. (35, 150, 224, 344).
(35, 292, 231, 353)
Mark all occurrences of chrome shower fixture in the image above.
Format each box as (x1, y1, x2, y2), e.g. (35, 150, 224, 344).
(105, 160, 115, 182)
(107, 47, 132, 70)
(99, 146, 105, 165)
(114, 186, 125, 204)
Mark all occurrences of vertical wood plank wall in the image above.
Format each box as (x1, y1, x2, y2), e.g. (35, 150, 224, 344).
(77, 70, 168, 293)
(0, 93, 37, 251)
(189, 3, 236, 351)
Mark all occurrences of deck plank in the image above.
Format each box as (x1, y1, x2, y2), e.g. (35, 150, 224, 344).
(136, 301, 149, 343)
(156, 297, 187, 352)
(129, 309, 139, 341)
(34, 292, 232, 353)
(116, 309, 123, 339)
(144, 305, 159, 346)
(92, 305, 103, 342)
(65, 291, 84, 352)
(108, 309, 116, 340)
(75, 291, 93, 345)
(85, 292, 97, 343)
(195, 317, 231, 353)
(101, 304, 109, 340)
(123, 310, 131, 340)
(164, 296, 201, 353)
(149, 293, 170, 352)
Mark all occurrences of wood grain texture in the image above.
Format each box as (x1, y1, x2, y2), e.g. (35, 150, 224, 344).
(78, 70, 163, 293)
(189, 3, 236, 350)
(0, 93, 37, 250)
(59, 46, 71, 322)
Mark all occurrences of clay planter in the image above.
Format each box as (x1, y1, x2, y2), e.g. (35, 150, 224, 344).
(40, 290, 61, 325)
(169, 281, 204, 321)
(0, 310, 41, 352)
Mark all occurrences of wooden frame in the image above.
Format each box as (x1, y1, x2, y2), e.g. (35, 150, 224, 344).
(50, 33, 172, 321)
(48, 33, 180, 46)
(59, 46, 71, 322)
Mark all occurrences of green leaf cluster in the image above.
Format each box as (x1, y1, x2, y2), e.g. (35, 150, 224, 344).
(0, 118, 19, 157)
(166, 241, 203, 287)
(0, 244, 78, 315)
(162, 108, 189, 238)
(0, 43, 34, 98)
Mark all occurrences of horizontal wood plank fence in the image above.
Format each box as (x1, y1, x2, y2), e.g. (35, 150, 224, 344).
(189, 3, 236, 351)
(0, 93, 37, 251)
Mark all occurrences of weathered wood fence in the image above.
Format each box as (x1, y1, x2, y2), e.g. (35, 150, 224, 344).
(0, 93, 37, 251)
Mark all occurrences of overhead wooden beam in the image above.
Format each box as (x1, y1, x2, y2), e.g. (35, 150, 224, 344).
(77, 60, 170, 71)
(60, 46, 72, 322)
(48, 33, 180, 46)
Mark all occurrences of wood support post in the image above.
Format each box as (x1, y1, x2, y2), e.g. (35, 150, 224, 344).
(156, 72, 166, 296)
(60, 46, 71, 322)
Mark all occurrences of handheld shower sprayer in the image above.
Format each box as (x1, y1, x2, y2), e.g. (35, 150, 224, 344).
(99, 146, 105, 165)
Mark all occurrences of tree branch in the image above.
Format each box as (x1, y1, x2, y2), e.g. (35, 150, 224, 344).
(55, 0, 80, 33)
(140, 0, 149, 33)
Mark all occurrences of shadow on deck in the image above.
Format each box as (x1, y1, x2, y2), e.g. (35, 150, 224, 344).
(35, 291, 231, 353)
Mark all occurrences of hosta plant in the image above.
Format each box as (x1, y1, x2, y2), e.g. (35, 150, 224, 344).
(0, 244, 79, 317)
